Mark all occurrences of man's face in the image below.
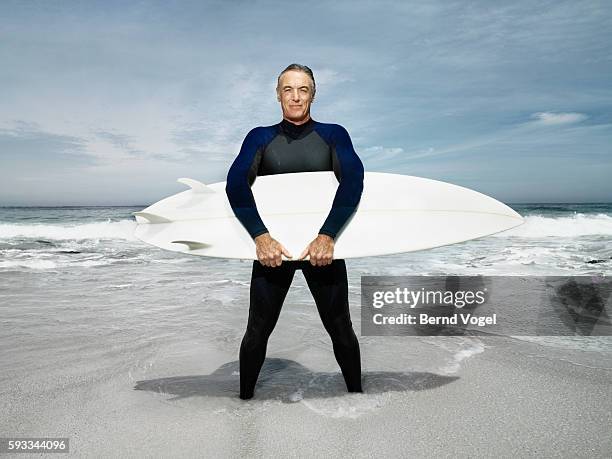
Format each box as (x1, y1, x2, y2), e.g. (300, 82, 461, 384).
(276, 70, 315, 123)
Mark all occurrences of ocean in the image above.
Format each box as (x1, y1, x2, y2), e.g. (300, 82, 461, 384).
(1, 203, 611, 419)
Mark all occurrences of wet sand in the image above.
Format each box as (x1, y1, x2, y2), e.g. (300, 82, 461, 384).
(2, 334, 610, 458)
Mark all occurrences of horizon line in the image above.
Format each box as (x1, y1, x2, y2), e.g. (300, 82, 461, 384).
(1, 202, 612, 209)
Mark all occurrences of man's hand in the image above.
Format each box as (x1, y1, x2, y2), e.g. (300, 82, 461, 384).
(254, 233, 292, 267)
(299, 234, 334, 266)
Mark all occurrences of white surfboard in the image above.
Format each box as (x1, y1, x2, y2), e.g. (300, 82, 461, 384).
(132, 172, 523, 259)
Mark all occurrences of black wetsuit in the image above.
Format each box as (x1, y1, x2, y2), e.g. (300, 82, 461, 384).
(226, 118, 364, 399)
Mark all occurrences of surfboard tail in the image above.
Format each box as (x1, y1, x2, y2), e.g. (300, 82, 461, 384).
(177, 178, 215, 193)
(171, 240, 211, 250)
(132, 211, 172, 223)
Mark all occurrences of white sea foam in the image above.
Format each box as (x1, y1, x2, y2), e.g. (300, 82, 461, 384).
(0, 257, 125, 270)
(0, 220, 138, 241)
(1, 214, 610, 244)
(0, 259, 59, 270)
(496, 214, 612, 238)
(421, 337, 486, 375)
(300, 393, 387, 419)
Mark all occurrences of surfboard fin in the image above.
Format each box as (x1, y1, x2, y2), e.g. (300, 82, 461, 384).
(132, 211, 172, 223)
(171, 240, 211, 250)
(177, 178, 215, 193)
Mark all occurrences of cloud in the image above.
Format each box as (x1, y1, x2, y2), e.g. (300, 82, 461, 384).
(0, 120, 96, 167)
(314, 68, 355, 87)
(93, 129, 157, 161)
(94, 130, 133, 150)
(1, 1, 611, 203)
(360, 145, 405, 163)
(530, 112, 588, 126)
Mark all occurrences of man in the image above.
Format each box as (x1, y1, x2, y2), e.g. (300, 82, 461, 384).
(225, 64, 364, 400)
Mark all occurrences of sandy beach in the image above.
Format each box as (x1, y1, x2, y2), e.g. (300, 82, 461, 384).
(2, 327, 611, 457)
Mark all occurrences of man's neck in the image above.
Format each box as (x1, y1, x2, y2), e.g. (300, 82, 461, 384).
(279, 116, 315, 139)
(282, 114, 311, 126)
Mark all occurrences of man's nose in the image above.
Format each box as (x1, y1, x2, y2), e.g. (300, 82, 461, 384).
(291, 90, 300, 101)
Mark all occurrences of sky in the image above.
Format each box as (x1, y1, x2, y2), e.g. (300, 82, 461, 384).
(1, 0, 611, 205)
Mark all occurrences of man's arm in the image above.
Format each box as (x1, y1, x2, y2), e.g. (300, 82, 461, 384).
(226, 127, 293, 266)
(225, 127, 269, 239)
(318, 124, 365, 239)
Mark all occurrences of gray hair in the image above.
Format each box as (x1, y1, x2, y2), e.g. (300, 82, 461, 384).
(276, 63, 316, 96)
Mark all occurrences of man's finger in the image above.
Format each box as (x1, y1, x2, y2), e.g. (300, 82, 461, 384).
(298, 247, 309, 260)
(280, 245, 293, 259)
(310, 254, 319, 266)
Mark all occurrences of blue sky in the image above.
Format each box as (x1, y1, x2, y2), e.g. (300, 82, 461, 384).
(1, 0, 611, 205)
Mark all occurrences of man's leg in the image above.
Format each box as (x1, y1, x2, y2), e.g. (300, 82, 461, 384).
(239, 261, 296, 399)
(302, 260, 363, 393)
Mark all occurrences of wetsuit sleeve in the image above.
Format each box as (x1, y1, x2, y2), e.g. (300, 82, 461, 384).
(319, 125, 364, 239)
(225, 128, 269, 239)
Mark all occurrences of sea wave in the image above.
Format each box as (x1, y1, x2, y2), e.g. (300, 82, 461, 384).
(0, 220, 138, 241)
(495, 213, 612, 238)
(1, 213, 611, 243)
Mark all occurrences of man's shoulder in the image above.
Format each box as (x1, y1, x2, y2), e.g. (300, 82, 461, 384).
(243, 124, 279, 144)
(312, 121, 351, 142)
(313, 120, 348, 132)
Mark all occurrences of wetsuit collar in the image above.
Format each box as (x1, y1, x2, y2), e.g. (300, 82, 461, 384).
(279, 117, 315, 139)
